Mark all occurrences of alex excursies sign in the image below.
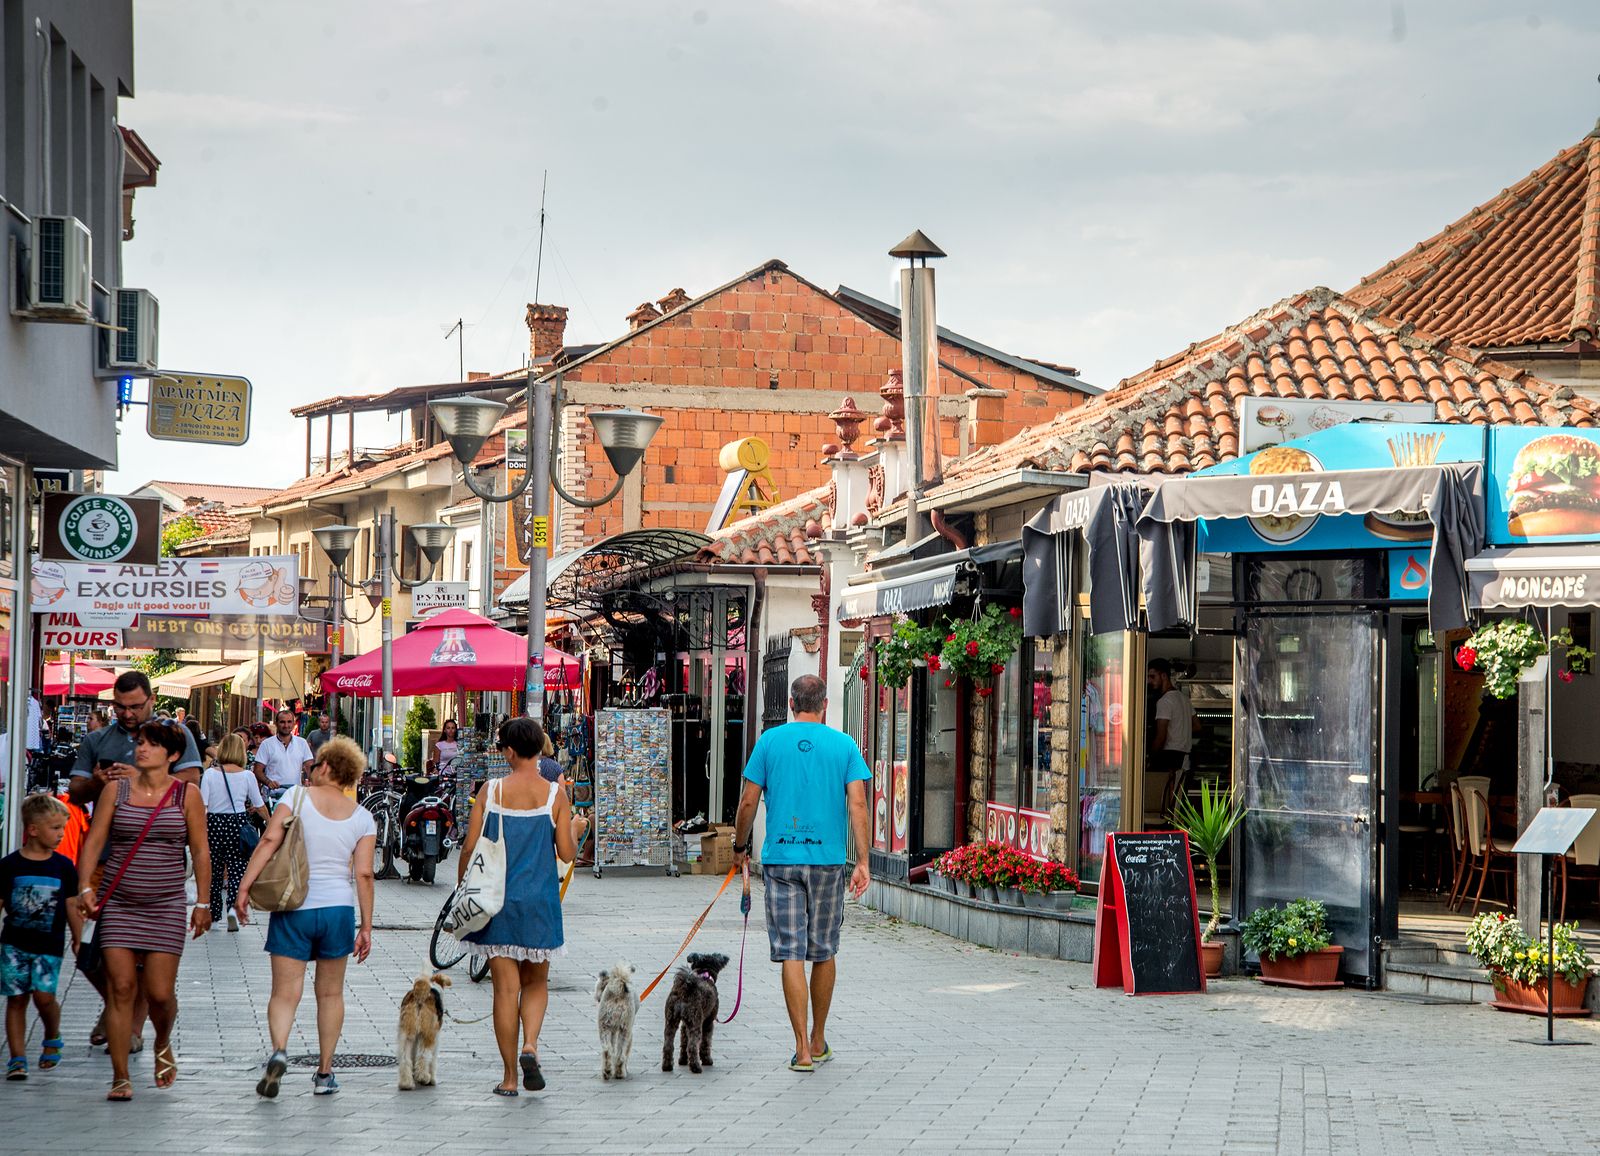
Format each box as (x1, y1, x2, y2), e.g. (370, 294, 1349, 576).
(30, 556, 301, 617)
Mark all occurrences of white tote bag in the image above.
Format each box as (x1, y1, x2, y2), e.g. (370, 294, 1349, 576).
(444, 779, 507, 937)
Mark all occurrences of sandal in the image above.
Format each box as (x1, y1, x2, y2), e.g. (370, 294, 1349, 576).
(106, 1079, 133, 1102)
(492, 1084, 519, 1097)
(89, 1016, 107, 1048)
(38, 1038, 63, 1070)
(788, 1053, 814, 1073)
(5, 1057, 25, 1081)
(128, 1035, 144, 1055)
(154, 1043, 177, 1088)
(812, 1044, 834, 1064)
(519, 1052, 544, 1091)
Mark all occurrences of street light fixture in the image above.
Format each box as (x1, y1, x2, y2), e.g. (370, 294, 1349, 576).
(430, 371, 662, 720)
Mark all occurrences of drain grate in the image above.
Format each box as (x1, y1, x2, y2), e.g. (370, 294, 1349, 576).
(289, 1052, 396, 1069)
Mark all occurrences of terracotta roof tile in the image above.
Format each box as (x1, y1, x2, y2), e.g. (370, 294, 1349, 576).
(697, 485, 833, 567)
(933, 288, 1599, 490)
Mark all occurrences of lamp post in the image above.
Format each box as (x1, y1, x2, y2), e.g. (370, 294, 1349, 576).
(313, 515, 453, 765)
(431, 371, 661, 722)
(310, 523, 363, 740)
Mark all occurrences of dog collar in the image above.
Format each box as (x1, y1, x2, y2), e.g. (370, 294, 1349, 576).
(695, 970, 714, 981)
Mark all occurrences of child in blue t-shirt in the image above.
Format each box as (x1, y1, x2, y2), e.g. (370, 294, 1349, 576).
(0, 794, 83, 1080)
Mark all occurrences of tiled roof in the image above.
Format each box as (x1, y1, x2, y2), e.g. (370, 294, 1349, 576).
(1349, 125, 1600, 349)
(697, 485, 833, 567)
(936, 288, 1597, 487)
(163, 502, 250, 548)
(139, 481, 280, 508)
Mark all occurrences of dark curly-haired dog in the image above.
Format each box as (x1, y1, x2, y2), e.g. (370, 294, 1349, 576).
(661, 952, 729, 1074)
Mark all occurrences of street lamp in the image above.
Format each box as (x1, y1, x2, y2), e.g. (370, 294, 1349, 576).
(430, 371, 662, 720)
(311, 514, 455, 765)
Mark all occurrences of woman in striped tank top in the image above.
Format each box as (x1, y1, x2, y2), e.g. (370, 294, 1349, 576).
(78, 719, 212, 1102)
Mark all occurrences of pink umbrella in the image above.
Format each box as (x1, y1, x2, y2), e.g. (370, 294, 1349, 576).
(42, 660, 116, 696)
(318, 608, 580, 697)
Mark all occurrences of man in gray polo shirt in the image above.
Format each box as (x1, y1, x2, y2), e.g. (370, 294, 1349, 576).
(68, 670, 203, 806)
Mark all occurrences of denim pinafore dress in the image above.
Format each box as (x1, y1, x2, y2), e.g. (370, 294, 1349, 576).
(462, 777, 565, 962)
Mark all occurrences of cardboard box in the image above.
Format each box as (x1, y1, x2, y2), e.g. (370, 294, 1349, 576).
(695, 827, 734, 875)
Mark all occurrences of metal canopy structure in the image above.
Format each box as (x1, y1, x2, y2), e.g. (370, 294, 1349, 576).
(500, 529, 711, 610)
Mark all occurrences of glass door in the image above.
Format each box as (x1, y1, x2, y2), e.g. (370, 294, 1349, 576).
(1237, 611, 1380, 981)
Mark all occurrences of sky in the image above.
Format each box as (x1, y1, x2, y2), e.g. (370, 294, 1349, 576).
(107, 0, 1600, 492)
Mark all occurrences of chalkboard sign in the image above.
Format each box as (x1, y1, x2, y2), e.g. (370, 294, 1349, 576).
(1092, 832, 1205, 995)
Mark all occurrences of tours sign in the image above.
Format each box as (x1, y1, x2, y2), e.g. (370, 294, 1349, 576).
(146, 372, 252, 446)
(40, 492, 161, 566)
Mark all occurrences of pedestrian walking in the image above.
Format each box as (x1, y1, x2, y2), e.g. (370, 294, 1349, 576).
(235, 737, 375, 1099)
(1, 795, 84, 1081)
(200, 733, 269, 932)
(76, 719, 213, 1101)
(306, 712, 334, 756)
(253, 709, 314, 797)
(432, 718, 460, 773)
(731, 673, 871, 1073)
(455, 718, 586, 1097)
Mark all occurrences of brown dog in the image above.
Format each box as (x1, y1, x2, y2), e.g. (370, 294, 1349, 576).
(398, 972, 451, 1089)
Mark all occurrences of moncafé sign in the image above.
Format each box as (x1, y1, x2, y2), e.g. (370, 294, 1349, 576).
(1490, 573, 1589, 604)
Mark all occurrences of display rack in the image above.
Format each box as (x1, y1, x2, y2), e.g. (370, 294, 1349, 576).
(592, 707, 676, 877)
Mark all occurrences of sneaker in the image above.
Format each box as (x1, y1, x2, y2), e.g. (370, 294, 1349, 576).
(312, 1070, 340, 1096)
(256, 1049, 288, 1098)
(227, 910, 239, 932)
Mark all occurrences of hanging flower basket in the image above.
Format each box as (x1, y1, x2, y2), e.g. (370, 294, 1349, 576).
(1455, 622, 1594, 699)
(938, 605, 1023, 692)
(871, 617, 945, 688)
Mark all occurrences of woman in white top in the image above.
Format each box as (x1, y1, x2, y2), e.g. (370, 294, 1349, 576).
(236, 737, 377, 1098)
(201, 732, 269, 931)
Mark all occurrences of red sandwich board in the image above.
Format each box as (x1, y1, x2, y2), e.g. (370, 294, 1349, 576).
(1092, 831, 1206, 995)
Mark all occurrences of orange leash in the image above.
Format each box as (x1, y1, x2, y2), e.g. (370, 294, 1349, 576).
(639, 864, 739, 1002)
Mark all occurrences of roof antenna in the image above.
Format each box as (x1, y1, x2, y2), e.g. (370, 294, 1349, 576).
(533, 170, 548, 306)
(443, 317, 464, 381)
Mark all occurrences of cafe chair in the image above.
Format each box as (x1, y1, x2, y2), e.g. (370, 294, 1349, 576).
(1398, 774, 1446, 892)
(1557, 794, 1600, 923)
(1447, 777, 1490, 911)
(1143, 770, 1174, 829)
(1462, 786, 1517, 916)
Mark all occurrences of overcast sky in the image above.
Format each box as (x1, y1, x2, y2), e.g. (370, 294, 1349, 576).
(107, 0, 1600, 492)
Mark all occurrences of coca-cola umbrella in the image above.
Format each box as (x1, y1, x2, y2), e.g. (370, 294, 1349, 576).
(318, 608, 580, 697)
(42, 660, 117, 696)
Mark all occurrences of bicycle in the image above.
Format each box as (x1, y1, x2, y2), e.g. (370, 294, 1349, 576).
(360, 770, 403, 881)
(428, 892, 490, 982)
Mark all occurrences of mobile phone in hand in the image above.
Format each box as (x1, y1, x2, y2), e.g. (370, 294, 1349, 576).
(97, 758, 115, 771)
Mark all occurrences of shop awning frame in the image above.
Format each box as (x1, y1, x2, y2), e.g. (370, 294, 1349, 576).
(498, 529, 711, 611)
(837, 541, 1022, 622)
(153, 664, 235, 697)
(1466, 546, 1600, 610)
(1022, 480, 1152, 637)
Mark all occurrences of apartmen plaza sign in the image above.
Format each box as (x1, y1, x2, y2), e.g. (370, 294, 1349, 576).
(145, 372, 252, 446)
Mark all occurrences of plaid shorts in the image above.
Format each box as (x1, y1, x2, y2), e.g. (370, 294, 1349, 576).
(763, 864, 848, 962)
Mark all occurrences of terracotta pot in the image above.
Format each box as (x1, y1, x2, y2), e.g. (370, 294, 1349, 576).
(1201, 940, 1224, 978)
(1490, 972, 1592, 1017)
(1257, 945, 1343, 989)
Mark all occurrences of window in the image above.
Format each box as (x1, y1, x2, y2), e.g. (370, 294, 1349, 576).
(1078, 630, 1126, 885)
(922, 671, 958, 850)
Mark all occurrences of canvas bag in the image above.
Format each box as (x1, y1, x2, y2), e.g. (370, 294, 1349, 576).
(248, 785, 309, 912)
(444, 779, 506, 937)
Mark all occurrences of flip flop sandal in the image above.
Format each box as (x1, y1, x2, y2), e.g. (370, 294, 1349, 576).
(128, 1036, 145, 1055)
(38, 1038, 63, 1070)
(154, 1044, 178, 1088)
(89, 1017, 107, 1048)
(106, 1079, 133, 1102)
(812, 1045, 834, 1064)
(519, 1052, 544, 1091)
(788, 1054, 814, 1073)
(492, 1085, 519, 1098)
(6, 1057, 26, 1081)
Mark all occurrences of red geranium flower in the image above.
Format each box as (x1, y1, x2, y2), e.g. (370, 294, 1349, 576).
(965, 640, 980, 657)
(1456, 645, 1477, 672)
(927, 654, 942, 671)
(1008, 607, 1022, 618)
(1560, 669, 1575, 683)
(977, 686, 993, 698)
(945, 680, 954, 689)
(991, 662, 1006, 674)
(859, 666, 869, 680)
(946, 634, 956, 642)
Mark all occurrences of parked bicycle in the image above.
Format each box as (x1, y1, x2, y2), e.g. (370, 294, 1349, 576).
(359, 764, 404, 881)
(429, 892, 489, 982)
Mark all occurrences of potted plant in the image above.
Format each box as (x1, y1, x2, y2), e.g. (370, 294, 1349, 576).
(937, 604, 1023, 698)
(1465, 912, 1594, 1015)
(1240, 898, 1343, 988)
(1018, 858, 1080, 912)
(1455, 621, 1594, 699)
(987, 844, 1034, 906)
(1170, 778, 1246, 977)
(873, 617, 946, 689)
(933, 844, 978, 898)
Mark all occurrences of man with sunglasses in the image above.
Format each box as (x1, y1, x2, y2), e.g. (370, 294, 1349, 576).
(68, 672, 203, 807)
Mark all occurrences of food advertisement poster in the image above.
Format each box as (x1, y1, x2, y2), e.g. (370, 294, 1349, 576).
(1196, 423, 1486, 554)
(1237, 398, 1435, 455)
(1486, 427, 1600, 545)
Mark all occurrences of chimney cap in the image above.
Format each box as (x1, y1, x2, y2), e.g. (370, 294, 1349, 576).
(889, 229, 946, 260)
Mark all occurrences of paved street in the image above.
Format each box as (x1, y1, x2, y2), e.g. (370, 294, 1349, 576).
(6, 869, 1600, 1155)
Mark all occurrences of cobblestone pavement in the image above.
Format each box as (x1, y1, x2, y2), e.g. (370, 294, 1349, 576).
(7, 868, 1600, 1154)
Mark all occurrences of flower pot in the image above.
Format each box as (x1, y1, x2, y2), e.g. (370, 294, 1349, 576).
(1257, 945, 1343, 989)
(926, 870, 945, 892)
(998, 885, 1024, 906)
(1020, 890, 1052, 911)
(954, 879, 974, 899)
(1489, 973, 1593, 1017)
(1201, 940, 1224, 978)
(1520, 655, 1550, 683)
(1050, 890, 1076, 912)
(978, 885, 1000, 904)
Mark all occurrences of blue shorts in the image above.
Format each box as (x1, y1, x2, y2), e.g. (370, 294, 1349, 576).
(264, 906, 356, 962)
(0, 943, 63, 996)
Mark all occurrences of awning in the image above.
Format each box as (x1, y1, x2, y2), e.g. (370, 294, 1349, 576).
(1467, 546, 1600, 609)
(231, 652, 306, 700)
(498, 529, 711, 610)
(154, 664, 235, 697)
(1022, 481, 1151, 637)
(837, 541, 1022, 622)
(1138, 463, 1485, 632)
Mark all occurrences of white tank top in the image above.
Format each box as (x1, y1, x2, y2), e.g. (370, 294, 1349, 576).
(283, 786, 377, 910)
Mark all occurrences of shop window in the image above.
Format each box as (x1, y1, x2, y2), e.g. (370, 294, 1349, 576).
(985, 642, 1055, 859)
(992, 655, 1021, 809)
(922, 673, 958, 850)
(1078, 630, 1126, 885)
(1029, 646, 1053, 811)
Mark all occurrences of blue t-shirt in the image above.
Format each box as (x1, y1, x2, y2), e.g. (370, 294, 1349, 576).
(742, 722, 871, 865)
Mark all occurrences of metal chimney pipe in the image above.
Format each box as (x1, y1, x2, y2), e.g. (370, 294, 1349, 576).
(890, 229, 946, 545)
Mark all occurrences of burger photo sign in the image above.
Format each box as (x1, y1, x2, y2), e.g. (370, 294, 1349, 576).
(1490, 429, 1600, 543)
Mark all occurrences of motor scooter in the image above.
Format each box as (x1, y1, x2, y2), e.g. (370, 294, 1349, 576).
(400, 772, 455, 884)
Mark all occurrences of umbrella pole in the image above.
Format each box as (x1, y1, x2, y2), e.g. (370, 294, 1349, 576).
(67, 652, 76, 703)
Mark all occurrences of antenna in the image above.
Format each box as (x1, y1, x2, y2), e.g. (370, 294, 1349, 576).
(533, 171, 548, 306)
(444, 318, 464, 381)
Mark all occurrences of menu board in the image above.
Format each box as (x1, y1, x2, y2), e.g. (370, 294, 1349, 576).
(593, 708, 672, 868)
(1093, 832, 1205, 995)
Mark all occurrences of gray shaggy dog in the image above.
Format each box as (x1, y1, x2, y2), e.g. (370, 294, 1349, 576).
(593, 961, 638, 1080)
(661, 951, 729, 1074)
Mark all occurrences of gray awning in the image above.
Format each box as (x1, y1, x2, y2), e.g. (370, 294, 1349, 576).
(1138, 463, 1485, 632)
(837, 541, 1022, 622)
(1467, 546, 1600, 609)
(1022, 481, 1151, 636)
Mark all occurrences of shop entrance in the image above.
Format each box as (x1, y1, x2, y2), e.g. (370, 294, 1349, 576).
(1237, 607, 1381, 982)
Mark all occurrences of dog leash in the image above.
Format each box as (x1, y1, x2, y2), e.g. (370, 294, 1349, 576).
(717, 863, 751, 1024)
(559, 822, 591, 902)
(638, 864, 739, 1002)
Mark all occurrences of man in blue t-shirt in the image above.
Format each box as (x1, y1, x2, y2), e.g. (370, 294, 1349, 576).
(733, 673, 870, 1074)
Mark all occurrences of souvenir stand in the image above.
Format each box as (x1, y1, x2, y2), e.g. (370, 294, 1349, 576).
(591, 707, 676, 877)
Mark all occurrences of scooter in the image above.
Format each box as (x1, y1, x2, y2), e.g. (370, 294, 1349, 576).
(400, 772, 455, 884)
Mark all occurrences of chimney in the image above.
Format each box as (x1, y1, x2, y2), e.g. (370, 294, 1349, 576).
(525, 303, 569, 362)
(657, 287, 691, 314)
(626, 301, 662, 330)
(964, 387, 1007, 450)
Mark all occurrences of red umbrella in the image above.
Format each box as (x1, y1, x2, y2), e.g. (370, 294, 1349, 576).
(318, 608, 580, 697)
(42, 660, 116, 696)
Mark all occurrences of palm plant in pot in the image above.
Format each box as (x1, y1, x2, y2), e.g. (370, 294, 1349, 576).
(1170, 778, 1245, 978)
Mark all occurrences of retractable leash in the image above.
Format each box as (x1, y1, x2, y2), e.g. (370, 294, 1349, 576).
(717, 862, 751, 1024)
(559, 823, 591, 902)
(639, 864, 739, 1002)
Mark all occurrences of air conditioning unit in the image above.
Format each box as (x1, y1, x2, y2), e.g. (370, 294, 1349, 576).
(27, 215, 92, 318)
(106, 288, 159, 370)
